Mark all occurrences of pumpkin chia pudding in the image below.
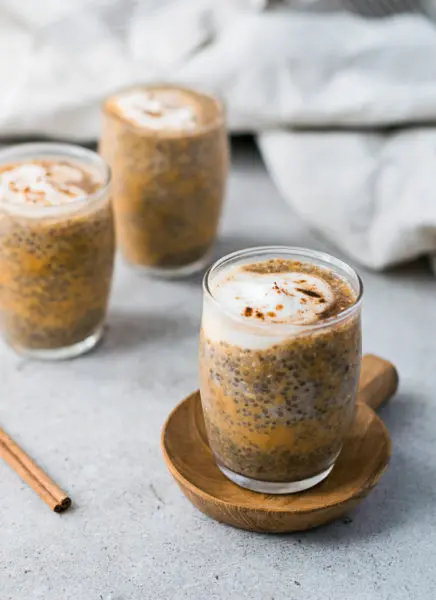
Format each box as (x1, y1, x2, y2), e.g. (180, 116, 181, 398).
(0, 143, 115, 360)
(199, 247, 363, 494)
(100, 85, 228, 277)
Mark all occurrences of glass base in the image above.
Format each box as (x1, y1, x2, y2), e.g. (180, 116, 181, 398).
(9, 326, 104, 361)
(126, 252, 211, 280)
(217, 463, 335, 495)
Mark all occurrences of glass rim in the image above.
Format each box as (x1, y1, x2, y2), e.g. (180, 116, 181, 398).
(0, 142, 111, 216)
(102, 82, 226, 138)
(203, 246, 364, 333)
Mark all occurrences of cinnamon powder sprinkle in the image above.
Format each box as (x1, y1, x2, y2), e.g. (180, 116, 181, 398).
(276, 304, 284, 311)
(272, 281, 295, 297)
(242, 306, 253, 317)
(296, 287, 322, 299)
(144, 109, 163, 117)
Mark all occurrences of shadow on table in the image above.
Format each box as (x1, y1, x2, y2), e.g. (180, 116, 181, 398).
(260, 392, 434, 544)
(98, 309, 198, 355)
(291, 392, 434, 543)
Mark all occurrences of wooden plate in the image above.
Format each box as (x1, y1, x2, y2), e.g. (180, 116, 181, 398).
(162, 355, 398, 533)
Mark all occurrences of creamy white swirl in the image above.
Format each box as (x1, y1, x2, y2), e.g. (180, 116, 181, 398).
(113, 90, 198, 131)
(0, 162, 96, 207)
(202, 264, 339, 350)
(212, 269, 334, 326)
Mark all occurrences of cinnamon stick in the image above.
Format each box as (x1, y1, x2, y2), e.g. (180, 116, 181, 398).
(0, 427, 71, 513)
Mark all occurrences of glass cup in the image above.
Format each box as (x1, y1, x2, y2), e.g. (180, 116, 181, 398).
(100, 84, 229, 278)
(0, 143, 115, 360)
(199, 246, 363, 494)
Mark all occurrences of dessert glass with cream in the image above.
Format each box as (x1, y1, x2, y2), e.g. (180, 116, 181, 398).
(0, 143, 115, 360)
(100, 85, 228, 278)
(199, 247, 363, 494)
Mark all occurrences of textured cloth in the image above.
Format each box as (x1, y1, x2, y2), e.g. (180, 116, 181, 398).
(1, 0, 436, 269)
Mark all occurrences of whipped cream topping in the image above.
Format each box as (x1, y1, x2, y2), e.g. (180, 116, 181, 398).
(202, 264, 341, 350)
(113, 90, 198, 131)
(212, 269, 335, 326)
(0, 162, 96, 207)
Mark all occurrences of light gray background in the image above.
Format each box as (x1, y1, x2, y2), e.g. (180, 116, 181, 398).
(0, 140, 435, 600)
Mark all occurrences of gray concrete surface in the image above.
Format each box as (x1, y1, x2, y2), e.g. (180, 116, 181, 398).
(1, 139, 435, 600)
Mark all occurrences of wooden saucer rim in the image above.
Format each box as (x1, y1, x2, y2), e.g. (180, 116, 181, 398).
(161, 390, 392, 515)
